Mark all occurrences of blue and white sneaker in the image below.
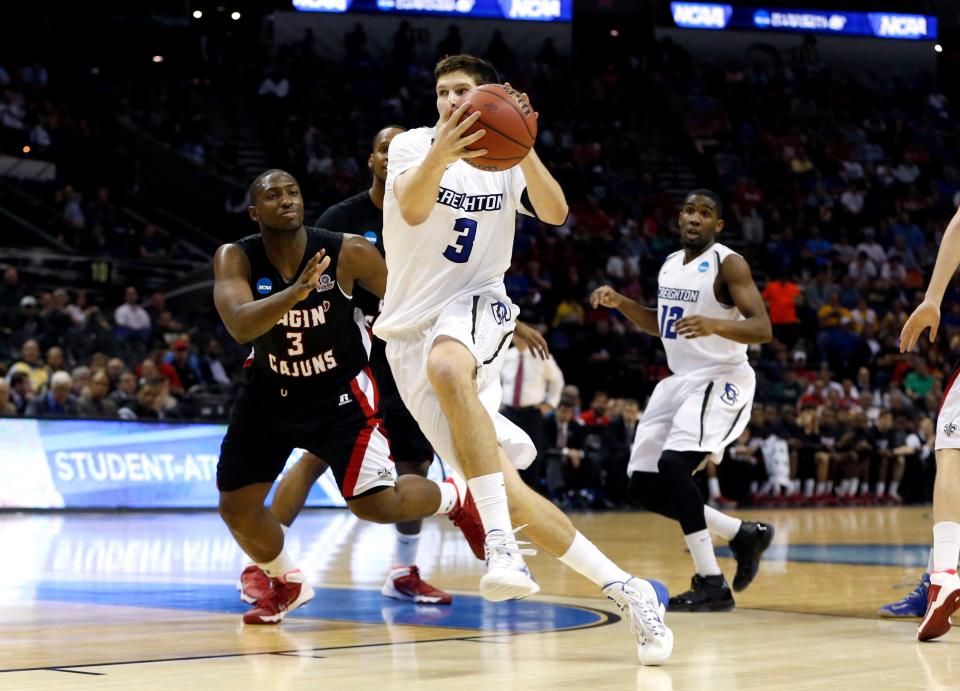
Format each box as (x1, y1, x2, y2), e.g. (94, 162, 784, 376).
(878, 573, 930, 618)
(603, 577, 674, 665)
(478, 527, 540, 602)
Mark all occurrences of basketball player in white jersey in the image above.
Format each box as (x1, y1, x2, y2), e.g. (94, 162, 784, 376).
(591, 190, 775, 611)
(375, 54, 673, 664)
(900, 204, 960, 641)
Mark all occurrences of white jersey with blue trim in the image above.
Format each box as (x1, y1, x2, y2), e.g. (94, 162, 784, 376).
(374, 127, 532, 339)
(656, 242, 749, 375)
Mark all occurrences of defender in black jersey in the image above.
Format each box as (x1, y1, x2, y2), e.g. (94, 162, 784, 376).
(214, 169, 485, 624)
(250, 127, 457, 606)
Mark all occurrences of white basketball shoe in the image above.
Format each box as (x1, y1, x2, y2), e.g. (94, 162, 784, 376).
(478, 527, 540, 602)
(603, 577, 674, 665)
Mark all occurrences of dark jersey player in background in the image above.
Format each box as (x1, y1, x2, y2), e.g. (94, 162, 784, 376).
(216, 168, 484, 625)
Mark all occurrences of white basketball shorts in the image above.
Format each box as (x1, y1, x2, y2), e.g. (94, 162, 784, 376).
(384, 291, 537, 473)
(936, 368, 960, 449)
(627, 363, 756, 474)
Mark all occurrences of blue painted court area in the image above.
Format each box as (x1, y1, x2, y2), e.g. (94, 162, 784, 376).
(716, 543, 930, 568)
(34, 581, 608, 633)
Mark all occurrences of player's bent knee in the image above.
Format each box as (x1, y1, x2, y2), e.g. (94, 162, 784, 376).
(347, 494, 395, 524)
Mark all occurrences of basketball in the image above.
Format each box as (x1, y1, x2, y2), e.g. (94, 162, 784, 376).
(459, 84, 537, 172)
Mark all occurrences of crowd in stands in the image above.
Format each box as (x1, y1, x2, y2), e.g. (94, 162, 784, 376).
(2, 26, 956, 508)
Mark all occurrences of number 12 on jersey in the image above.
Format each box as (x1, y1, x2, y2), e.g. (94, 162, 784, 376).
(659, 305, 683, 339)
(442, 218, 477, 264)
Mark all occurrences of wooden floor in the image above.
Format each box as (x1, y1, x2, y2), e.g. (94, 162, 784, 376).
(0, 506, 953, 690)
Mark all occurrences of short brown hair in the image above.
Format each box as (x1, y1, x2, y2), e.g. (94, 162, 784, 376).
(434, 54, 498, 86)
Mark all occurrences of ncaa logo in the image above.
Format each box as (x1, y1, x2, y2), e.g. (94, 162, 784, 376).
(363, 231, 378, 244)
(720, 382, 739, 406)
(698, 261, 710, 273)
(491, 301, 511, 325)
(256, 278, 273, 295)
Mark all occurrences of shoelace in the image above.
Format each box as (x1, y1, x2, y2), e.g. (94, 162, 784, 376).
(613, 582, 666, 638)
(255, 579, 297, 612)
(485, 525, 538, 565)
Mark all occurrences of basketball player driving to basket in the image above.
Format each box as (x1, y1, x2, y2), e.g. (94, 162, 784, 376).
(373, 54, 673, 665)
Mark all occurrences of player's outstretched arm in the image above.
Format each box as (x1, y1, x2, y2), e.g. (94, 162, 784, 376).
(393, 103, 486, 226)
(900, 206, 960, 352)
(675, 255, 772, 344)
(213, 244, 328, 343)
(338, 235, 387, 299)
(590, 285, 659, 336)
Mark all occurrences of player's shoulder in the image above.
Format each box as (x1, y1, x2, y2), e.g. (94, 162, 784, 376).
(391, 127, 434, 149)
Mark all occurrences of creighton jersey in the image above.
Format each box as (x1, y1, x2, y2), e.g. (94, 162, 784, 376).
(657, 242, 748, 375)
(375, 127, 533, 339)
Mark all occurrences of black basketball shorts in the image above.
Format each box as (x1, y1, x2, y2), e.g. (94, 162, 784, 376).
(217, 366, 395, 499)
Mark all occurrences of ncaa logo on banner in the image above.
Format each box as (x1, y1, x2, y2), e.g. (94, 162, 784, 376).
(256, 278, 273, 295)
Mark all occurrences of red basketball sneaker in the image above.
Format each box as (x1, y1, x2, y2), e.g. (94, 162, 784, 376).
(243, 570, 315, 625)
(237, 564, 270, 604)
(918, 569, 960, 641)
(382, 566, 453, 605)
(446, 478, 485, 560)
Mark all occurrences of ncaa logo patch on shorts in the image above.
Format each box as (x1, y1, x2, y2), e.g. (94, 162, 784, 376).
(719, 382, 739, 406)
(698, 261, 710, 273)
(256, 278, 273, 295)
(491, 301, 511, 325)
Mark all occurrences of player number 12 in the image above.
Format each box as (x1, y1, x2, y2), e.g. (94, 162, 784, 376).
(659, 305, 683, 339)
(442, 218, 478, 264)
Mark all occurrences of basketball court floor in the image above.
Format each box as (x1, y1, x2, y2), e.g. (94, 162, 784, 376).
(0, 506, 954, 690)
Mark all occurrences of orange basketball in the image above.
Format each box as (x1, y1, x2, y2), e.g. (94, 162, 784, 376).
(459, 84, 537, 172)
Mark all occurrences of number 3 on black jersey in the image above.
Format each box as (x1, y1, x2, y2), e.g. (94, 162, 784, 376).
(443, 218, 478, 263)
(285, 332, 304, 356)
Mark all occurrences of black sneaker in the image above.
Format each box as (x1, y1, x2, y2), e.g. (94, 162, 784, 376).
(729, 521, 774, 592)
(668, 574, 735, 612)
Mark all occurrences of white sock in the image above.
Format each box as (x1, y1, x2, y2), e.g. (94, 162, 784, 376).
(704, 505, 742, 541)
(708, 477, 721, 500)
(685, 529, 722, 576)
(889, 481, 900, 497)
(467, 472, 513, 535)
(849, 478, 860, 496)
(932, 522, 960, 573)
(803, 479, 815, 497)
(827, 480, 834, 493)
(258, 548, 297, 579)
(876, 482, 886, 497)
(815, 481, 826, 495)
(838, 479, 850, 496)
(433, 478, 459, 515)
(393, 529, 420, 567)
(928, 547, 935, 574)
(558, 531, 631, 587)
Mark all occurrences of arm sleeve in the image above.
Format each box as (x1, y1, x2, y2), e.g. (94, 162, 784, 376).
(385, 131, 431, 194)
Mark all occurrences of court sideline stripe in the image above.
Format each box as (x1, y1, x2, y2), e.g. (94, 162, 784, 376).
(0, 604, 619, 674)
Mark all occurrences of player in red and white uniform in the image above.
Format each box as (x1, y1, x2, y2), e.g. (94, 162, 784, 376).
(901, 205, 960, 642)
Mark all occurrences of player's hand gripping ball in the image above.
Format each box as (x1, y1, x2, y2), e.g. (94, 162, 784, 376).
(458, 83, 537, 172)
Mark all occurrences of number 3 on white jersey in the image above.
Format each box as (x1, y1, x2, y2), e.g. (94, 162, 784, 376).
(443, 218, 478, 263)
